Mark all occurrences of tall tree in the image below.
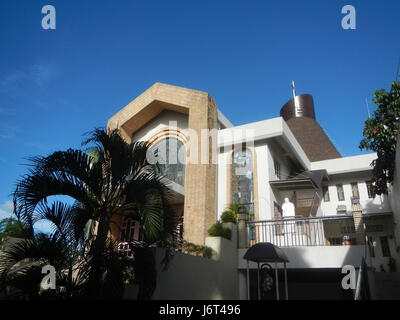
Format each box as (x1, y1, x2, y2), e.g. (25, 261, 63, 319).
(360, 81, 400, 195)
(1, 128, 176, 299)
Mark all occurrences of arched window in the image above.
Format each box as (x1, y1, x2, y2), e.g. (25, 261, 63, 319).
(231, 149, 254, 216)
(149, 138, 186, 186)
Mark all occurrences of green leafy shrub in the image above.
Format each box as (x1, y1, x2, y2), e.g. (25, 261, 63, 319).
(221, 210, 237, 224)
(207, 221, 231, 240)
(359, 81, 400, 195)
(181, 241, 214, 259)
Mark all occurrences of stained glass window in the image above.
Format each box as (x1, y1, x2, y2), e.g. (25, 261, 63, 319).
(231, 149, 254, 217)
(150, 138, 185, 186)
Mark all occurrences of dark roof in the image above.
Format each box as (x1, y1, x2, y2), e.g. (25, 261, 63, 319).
(293, 169, 328, 188)
(243, 242, 289, 263)
(285, 117, 341, 161)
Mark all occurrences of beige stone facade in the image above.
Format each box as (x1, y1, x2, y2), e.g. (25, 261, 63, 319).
(107, 82, 218, 245)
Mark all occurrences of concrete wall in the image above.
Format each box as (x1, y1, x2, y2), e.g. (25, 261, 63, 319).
(131, 109, 188, 142)
(390, 122, 400, 255)
(256, 144, 273, 221)
(125, 224, 239, 300)
(320, 175, 391, 216)
(217, 150, 229, 219)
(238, 245, 368, 269)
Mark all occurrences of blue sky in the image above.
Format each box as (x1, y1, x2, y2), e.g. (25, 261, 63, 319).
(0, 0, 399, 226)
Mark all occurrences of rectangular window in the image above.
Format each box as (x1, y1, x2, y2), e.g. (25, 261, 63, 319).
(366, 181, 374, 199)
(322, 186, 330, 202)
(336, 184, 345, 201)
(274, 159, 281, 179)
(380, 236, 391, 257)
(351, 182, 360, 198)
(368, 237, 375, 258)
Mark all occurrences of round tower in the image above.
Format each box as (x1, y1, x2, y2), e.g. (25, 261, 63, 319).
(280, 94, 316, 121)
(280, 92, 341, 162)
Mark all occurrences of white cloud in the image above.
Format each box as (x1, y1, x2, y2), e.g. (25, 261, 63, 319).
(30, 64, 55, 87)
(0, 123, 20, 140)
(0, 200, 14, 220)
(0, 200, 52, 233)
(33, 220, 52, 234)
(0, 63, 58, 94)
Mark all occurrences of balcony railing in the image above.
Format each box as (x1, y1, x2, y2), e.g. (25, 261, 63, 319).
(117, 241, 136, 259)
(246, 215, 355, 247)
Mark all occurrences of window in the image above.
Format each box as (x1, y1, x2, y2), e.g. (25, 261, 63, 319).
(367, 237, 375, 258)
(232, 149, 254, 217)
(274, 158, 281, 179)
(366, 181, 374, 199)
(149, 138, 186, 186)
(380, 236, 391, 257)
(120, 216, 141, 242)
(322, 186, 330, 202)
(336, 184, 345, 201)
(351, 182, 360, 198)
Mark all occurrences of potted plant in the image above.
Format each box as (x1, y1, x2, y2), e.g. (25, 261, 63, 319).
(207, 221, 232, 240)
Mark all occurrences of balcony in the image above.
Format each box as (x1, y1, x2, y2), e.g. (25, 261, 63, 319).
(240, 215, 369, 270)
(246, 215, 356, 248)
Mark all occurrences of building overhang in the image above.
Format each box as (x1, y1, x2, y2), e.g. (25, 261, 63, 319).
(310, 153, 377, 175)
(217, 117, 312, 171)
(107, 82, 231, 140)
(270, 178, 317, 190)
(270, 169, 328, 190)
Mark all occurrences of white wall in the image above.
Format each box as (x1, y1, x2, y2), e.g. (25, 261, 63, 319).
(238, 245, 368, 269)
(320, 176, 391, 216)
(390, 123, 400, 256)
(124, 224, 239, 300)
(256, 144, 273, 220)
(131, 109, 188, 142)
(311, 154, 377, 174)
(217, 151, 229, 219)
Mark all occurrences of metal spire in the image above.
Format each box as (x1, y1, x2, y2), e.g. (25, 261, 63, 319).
(291, 80, 296, 99)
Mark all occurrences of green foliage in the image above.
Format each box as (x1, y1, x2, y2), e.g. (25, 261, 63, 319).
(359, 81, 400, 195)
(0, 217, 32, 247)
(207, 221, 231, 240)
(221, 211, 236, 224)
(220, 203, 242, 224)
(181, 241, 214, 259)
(2, 128, 175, 299)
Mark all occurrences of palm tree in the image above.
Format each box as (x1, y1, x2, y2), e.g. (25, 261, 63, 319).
(1, 128, 177, 299)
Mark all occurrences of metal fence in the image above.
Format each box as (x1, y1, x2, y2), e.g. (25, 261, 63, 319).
(246, 215, 354, 247)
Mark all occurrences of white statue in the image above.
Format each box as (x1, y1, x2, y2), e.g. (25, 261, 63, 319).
(282, 197, 295, 218)
(281, 197, 296, 235)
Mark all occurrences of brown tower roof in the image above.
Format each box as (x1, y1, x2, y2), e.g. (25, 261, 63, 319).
(280, 94, 341, 162)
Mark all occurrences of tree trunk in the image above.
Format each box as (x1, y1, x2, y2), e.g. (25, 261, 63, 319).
(87, 213, 110, 298)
